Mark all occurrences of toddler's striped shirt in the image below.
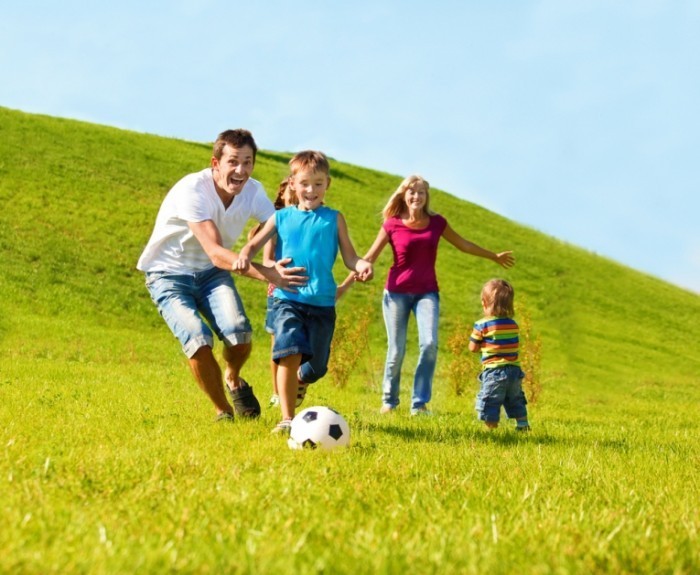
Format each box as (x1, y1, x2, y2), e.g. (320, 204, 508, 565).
(470, 316, 520, 368)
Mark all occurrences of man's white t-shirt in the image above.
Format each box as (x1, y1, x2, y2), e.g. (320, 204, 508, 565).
(137, 168, 274, 273)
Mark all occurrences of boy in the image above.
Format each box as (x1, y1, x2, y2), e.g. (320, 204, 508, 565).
(235, 151, 373, 433)
(468, 279, 530, 431)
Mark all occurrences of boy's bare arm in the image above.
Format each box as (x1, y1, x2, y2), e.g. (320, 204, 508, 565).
(245, 215, 278, 260)
(233, 216, 277, 273)
(338, 223, 388, 290)
(337, 213, 373, 280)
(262, 236, 277, 267)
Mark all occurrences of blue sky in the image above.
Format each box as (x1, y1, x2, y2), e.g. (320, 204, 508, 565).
(2, 1, 698, 293)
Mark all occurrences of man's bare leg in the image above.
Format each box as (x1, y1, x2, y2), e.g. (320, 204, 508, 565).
(222, 342, 252, 390)
(188, 345, 232, 415)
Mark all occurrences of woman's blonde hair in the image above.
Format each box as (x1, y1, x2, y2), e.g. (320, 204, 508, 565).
(481, 279, 515, 317)
(381, 175, 432, 220)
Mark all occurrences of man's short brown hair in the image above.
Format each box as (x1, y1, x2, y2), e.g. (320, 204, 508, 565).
(213, 129, 258, 160)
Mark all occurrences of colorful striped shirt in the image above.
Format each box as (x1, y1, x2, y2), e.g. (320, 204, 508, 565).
(470, 316, 520, 369)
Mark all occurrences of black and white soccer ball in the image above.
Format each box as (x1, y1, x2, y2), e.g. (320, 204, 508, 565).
(288, 406, 350, 450)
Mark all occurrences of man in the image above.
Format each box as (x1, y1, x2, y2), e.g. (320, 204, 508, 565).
(137, 129, 306, 421)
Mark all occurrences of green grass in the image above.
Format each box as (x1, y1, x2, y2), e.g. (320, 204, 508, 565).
(1, 106, 699, 574)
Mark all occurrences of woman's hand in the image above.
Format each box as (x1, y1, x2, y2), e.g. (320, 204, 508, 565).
(493, 251, 515, 269)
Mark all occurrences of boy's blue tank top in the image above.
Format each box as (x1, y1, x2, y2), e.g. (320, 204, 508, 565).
(273, 205, 339, 307)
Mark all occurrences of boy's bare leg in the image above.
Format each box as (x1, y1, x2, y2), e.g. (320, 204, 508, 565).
(277, 354, 302, 421)
(270, 338, 279, 396)
(222, 342, 252, 390)
(188, 346, 233, 415)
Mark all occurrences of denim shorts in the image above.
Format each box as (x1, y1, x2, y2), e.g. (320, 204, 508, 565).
(475, 364, 527, 422)
(145, 267, 252, 358)
(264, 295, 275, 335)
(270, 298, 336, 383)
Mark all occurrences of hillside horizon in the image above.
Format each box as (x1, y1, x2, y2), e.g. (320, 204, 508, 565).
(1, 105, 699, 392)
(3, 104, 695, 294)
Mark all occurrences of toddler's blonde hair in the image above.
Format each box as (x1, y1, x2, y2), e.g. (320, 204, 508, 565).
(481, 279, 515, 317)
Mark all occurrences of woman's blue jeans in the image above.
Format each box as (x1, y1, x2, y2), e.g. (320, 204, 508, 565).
(381, 290, 439, 411)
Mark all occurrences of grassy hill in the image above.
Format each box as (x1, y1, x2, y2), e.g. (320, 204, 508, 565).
(1, 106, 699, 574)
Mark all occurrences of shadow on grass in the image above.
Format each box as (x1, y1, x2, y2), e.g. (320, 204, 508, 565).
(359, 417, 559, 447)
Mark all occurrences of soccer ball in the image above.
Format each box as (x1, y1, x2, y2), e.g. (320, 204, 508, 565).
(288, 406, 350, 450)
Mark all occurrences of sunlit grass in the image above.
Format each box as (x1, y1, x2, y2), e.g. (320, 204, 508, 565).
(1, 106, 699, 573)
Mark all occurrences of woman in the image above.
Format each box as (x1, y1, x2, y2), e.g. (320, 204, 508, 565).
(341, 175, 514, 415)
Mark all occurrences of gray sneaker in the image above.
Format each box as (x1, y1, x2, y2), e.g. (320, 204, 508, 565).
(227, 378, 261, 419)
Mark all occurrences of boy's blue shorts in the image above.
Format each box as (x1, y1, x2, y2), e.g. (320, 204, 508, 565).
(270, 298, 336, 384)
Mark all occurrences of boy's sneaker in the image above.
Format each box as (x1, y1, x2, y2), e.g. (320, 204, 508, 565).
(410, 406, 432, 417)
(269, 394, 280, 407)
(516, 424, 532, 432)
(271, 419, 292, 435)
(379, 405, 396, 414)
(215, 412, 234, 423)
(296, 382, 308, 408)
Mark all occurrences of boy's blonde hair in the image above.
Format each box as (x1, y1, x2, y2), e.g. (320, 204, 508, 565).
(481, 279, 515, 317)
(381, 175, 432, 220)
(289, 150, 330, 177)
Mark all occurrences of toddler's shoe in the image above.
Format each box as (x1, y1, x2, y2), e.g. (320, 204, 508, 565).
(410, 406, 432, 417)
(379, 405, 396, 414)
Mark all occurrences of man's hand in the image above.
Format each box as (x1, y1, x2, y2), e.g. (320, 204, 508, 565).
(269, 257, 308, 291)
